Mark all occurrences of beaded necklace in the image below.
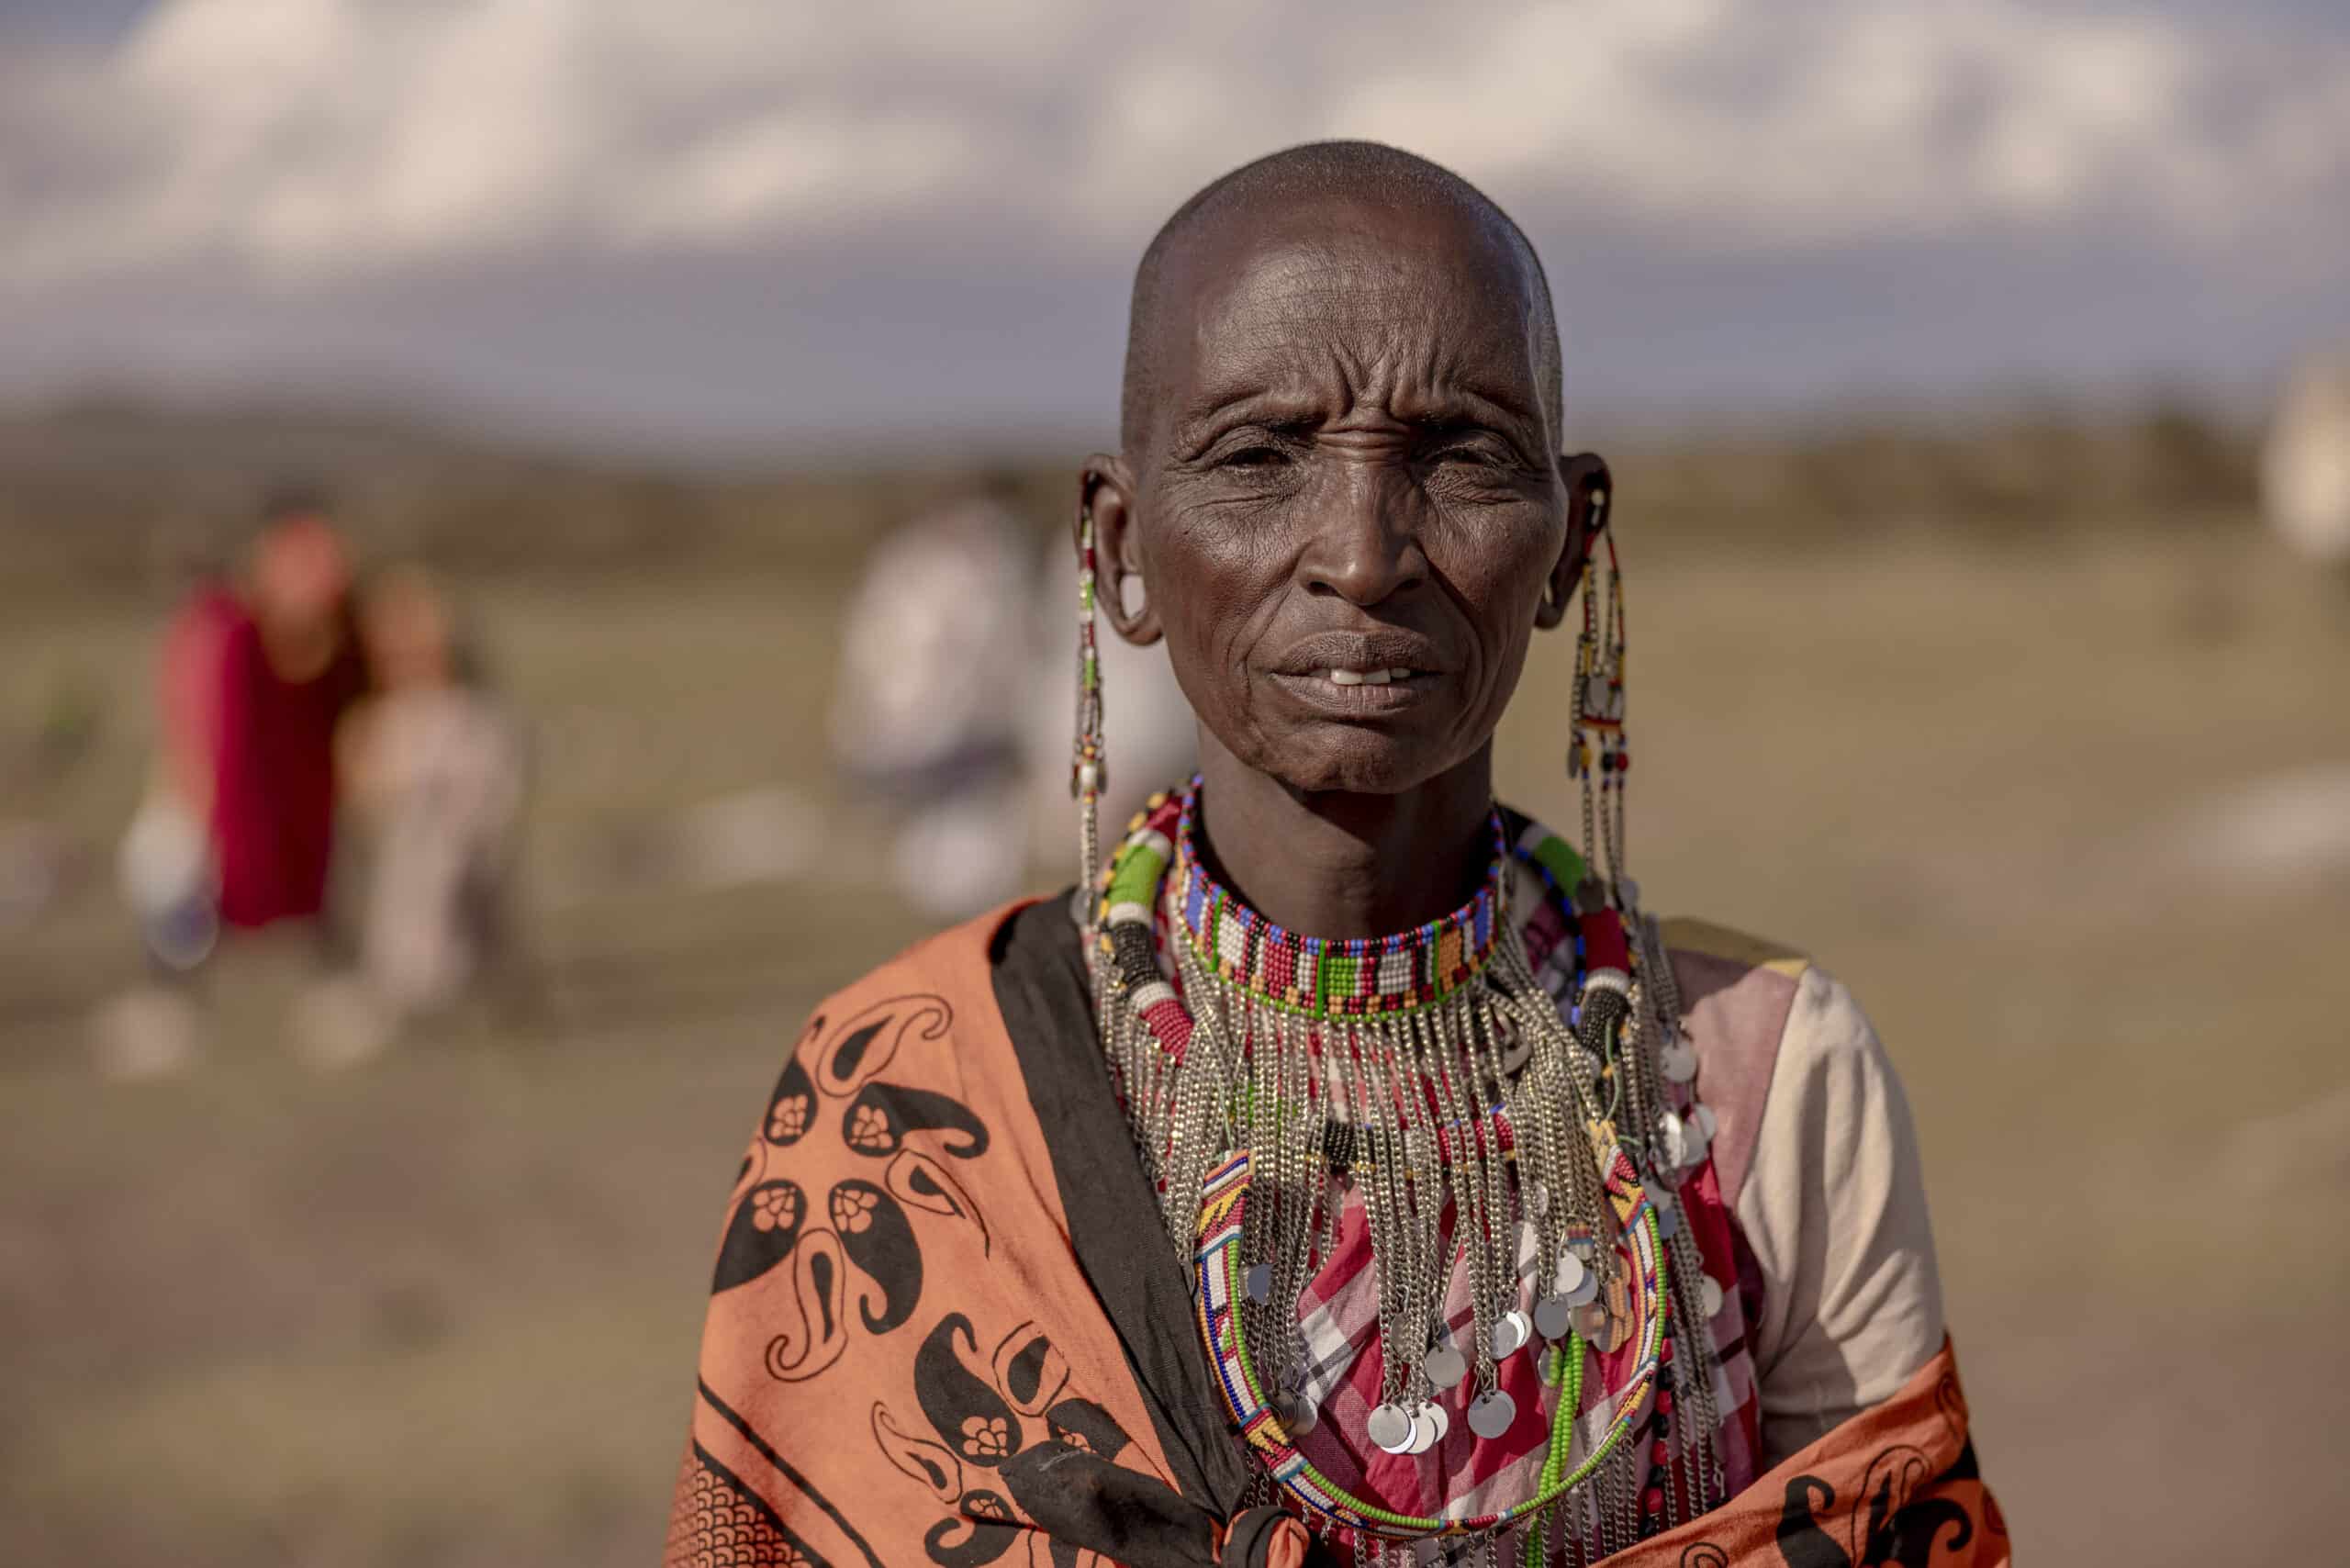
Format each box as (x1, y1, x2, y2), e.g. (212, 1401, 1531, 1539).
(1091, 780, 1728, 1561)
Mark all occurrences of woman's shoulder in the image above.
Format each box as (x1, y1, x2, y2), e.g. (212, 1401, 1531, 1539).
(803, 902, 1024, 1020)
(1659, 916, 1885, 1073)
(779, 898, 1070, 1084)
(1657, 915, 1814, 1070)
(1655, 915, 1900, 1212)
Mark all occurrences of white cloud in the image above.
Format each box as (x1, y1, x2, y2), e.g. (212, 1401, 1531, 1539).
(1, 0, 2344, 290)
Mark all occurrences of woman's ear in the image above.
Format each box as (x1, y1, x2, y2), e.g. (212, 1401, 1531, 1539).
(1079, 454, 1162, 646)
(1538, 451, 1613, 630)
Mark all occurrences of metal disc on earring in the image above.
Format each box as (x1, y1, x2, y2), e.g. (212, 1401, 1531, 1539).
(1367, 1402, 1415, 1454)
(1404, 1406, 1442, 1456)
(1245, 1263, 1272, 1304)
(1583, 675, 1611, 713)
(1422, 1342, 1468, 1390)
(1272, 1390, 1319, 1436)
(1661, 1043, 1698, 1083)
(1491, 1310, 1533, 1359)
(1699, 1275, 1726, 1318)
(1467, 1389, 1518, 1440)
(1534, 1294, 1575, 1341)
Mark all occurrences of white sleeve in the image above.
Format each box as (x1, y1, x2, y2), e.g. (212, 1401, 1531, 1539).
(1733, 963, 1946, 1466)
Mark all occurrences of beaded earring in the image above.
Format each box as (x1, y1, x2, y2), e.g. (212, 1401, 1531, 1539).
(1567, 487, 1636, 907)
(1071, 502, 1106, 911)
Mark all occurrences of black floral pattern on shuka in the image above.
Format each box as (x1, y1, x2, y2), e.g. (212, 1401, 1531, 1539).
(712, 995, 988, 1385)
(875, 1317, 1163, 1568)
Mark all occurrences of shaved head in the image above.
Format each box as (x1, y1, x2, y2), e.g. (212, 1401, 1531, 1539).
(1120, 141, 1563, 455)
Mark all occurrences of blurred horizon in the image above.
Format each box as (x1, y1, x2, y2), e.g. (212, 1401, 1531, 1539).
(3, 0, 2345, 452)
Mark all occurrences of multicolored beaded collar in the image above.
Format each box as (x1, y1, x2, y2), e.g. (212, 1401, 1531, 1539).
(1167, 786, 1509, 1019)
(1088, 778, 1733, 1559)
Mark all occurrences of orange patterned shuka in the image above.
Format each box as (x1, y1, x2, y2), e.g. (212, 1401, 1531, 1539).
(663, 904, 2006, 1568)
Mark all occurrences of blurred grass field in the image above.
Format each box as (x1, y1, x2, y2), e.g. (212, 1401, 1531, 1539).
(4, 503, 2347, 1565)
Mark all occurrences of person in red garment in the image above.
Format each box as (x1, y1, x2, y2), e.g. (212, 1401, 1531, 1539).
(162, 494, 367, 934)
(104, 493, 368, 1075)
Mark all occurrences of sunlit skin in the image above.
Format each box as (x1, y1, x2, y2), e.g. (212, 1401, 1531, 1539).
(1083, 189, 1609, 937)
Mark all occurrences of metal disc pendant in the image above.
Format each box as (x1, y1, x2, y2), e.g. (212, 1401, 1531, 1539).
(1654, 1111, 1688, 1170)
(1425, 1400, 1450, 1442)
(1615, 876, 1641, 910)
(1565, 1268, 1600, 1307)
(1692, 1103, 1718, 1141)
(1551, 1249, 1588, 1296)
(1655, 1194, 1682, 1241)
(1534, 1294, 1575, 1340)
(1272, 1390, 1319, 1436)
(1404, 1406, 1441, 1456)
(1700, 1275, 1726, 1318)
(1466, 1389, 1518, 1440)
(1524, 1179, 1551, 1219)
(1245, 1263, 1272, 1304)
(1367, 1401, 1415, 1454)
(1491, 1310, 1532, 1359)
(1661, 1043, 1698, 1083)
(1572, 1302, 1610, 1342)
(1423, 1343, 1468, 1390)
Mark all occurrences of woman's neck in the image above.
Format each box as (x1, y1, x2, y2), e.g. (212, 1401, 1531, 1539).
(1192, 740, 1497, 939)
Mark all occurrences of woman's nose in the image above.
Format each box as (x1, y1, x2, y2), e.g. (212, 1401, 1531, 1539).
(1296, 465, 1428, 608)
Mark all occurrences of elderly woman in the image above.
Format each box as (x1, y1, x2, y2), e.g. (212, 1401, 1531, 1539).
(666, 144, 2005, 1568)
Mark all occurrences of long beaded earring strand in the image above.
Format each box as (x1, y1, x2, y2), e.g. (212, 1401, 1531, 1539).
(1566, 485, 1625, 895)
(1572, 486, 1736, 1520)
(1073, 502, 1106, 919)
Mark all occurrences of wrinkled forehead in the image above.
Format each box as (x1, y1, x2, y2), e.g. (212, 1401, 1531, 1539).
(1148, 196, 1553, 442)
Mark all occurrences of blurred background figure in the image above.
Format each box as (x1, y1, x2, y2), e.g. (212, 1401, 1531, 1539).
(828, 480, 1198, 920)
(297, 565, 529, 1066)
(828, 482, 1035, 919)
(96, 490, 366, 1079)
(2262, 350, 2350, 582)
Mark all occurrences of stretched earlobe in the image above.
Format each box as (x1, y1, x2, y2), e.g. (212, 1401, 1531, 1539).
(1080, 454, 1162, 646)
(1539, 452, 1613, 629)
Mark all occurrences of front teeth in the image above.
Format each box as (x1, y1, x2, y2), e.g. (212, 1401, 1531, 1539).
(1324, 667, 1414, 686)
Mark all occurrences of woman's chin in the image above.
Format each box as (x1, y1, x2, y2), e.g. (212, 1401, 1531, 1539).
(1246, 728, 1465, 799)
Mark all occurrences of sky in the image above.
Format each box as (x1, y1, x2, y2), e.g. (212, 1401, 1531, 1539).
(2, 0, 2344, 454)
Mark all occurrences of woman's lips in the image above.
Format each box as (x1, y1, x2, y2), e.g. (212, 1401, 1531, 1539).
(1323, 666, 1415, 687)
(1266, 667, 1438, 715)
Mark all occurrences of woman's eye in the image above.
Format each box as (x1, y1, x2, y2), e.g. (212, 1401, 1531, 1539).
(1221, 445, 1290, 468)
